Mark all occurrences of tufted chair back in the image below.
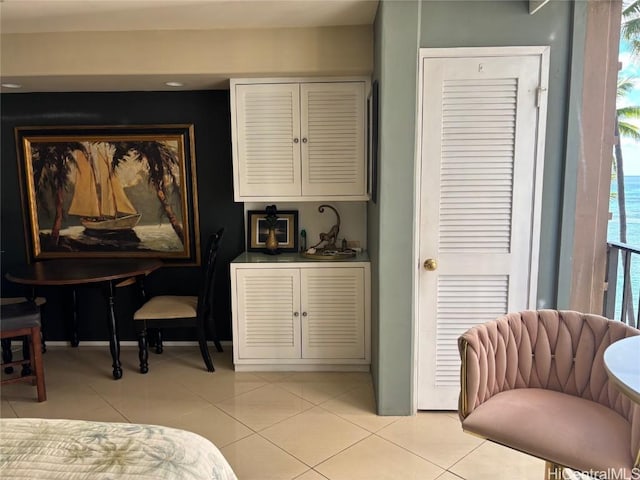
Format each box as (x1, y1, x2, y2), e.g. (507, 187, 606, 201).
(459, 309, 640, 464)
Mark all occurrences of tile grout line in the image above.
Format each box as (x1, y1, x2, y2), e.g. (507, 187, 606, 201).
(445, 438, 488, 478)
(371, 418, 479, 473)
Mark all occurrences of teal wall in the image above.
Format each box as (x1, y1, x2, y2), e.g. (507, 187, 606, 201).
(371, 0, 581, 414)
(370, 0, 420, 416)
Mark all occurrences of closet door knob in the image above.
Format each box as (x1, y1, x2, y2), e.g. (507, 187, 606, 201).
(423, 258, 438, 271)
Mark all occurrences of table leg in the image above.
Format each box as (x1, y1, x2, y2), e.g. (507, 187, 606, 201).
(135, 276, 149, 373)
(105, 281, 122, 380)
(69, 288, 79, 347)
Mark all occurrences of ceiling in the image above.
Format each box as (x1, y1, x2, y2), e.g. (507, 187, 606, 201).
(0, 0, 378, 34)
(0, 0, 377, 92)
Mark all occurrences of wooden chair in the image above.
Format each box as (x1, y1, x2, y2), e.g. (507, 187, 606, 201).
(133, 228, 225, 373)
(1, 297, 47, 357)
(0, 301, 46, 402)
(1, 296, 47, 375)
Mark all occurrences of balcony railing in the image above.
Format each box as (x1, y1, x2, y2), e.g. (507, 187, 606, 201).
(604, 241, 640, 329)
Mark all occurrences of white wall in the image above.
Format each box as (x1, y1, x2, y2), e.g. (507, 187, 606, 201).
(1, 26, 373, 92)
(244, 202, 367, 252)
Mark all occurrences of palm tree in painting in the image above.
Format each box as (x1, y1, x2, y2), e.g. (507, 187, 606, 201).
(111, 141, 185, 244)
(31, 142, 86, 245)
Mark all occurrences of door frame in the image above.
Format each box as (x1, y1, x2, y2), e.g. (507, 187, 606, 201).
(411, 46, 550, 411)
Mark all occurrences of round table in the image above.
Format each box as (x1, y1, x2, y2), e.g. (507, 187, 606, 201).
(6, 259, 162, 379)
(603, 335, 640, 403)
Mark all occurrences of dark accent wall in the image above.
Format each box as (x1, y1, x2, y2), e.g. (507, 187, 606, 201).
(1, 90, 245, 343)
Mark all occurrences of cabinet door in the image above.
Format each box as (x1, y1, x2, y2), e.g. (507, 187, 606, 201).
(236, 268, 301, 359)
(300, 268, 365, 359)
(235, 83, 301, 197)
(300, 82, 366, 197)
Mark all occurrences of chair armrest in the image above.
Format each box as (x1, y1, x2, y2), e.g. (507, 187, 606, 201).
(459, 311, 541, 419)
(458, 321, 513, 419)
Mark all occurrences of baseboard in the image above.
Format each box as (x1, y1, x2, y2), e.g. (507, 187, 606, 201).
(233, 363, 371, 372)
(35, 340, 234, 348)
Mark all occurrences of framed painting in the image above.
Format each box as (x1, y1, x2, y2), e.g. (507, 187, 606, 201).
(247, 210, 298, 252)
(15, 124, 201, 264)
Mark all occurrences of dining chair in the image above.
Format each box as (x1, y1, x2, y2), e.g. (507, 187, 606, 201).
(0, 301, 47, 402)
(133, 228, 225, 373)
(458, 310, 639, 479)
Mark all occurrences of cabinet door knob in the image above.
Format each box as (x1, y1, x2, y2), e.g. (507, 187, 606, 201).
(302, 312, 308, 317)
(293, 138, 299, 143)
(293, 311, 299, 317)
(302, 137, 308, 143)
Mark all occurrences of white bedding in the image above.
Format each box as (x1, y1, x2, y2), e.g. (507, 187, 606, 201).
(0, 418, 237, 479)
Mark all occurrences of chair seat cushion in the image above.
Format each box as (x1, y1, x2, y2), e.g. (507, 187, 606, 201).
(134, 296, 198, 320)
(1, 297, 46, 307)
(462, 388, 633, 472)
(0, 302, 41, 331)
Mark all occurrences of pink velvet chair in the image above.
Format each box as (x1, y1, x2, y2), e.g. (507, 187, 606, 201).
(458, 310, 639, 479)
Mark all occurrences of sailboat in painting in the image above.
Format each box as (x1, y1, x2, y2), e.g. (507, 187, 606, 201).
(69, 144, 141, 232)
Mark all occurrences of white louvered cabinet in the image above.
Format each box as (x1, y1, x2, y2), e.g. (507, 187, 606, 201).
(230, 253, 371, 371)
(230, 78, 368, 201)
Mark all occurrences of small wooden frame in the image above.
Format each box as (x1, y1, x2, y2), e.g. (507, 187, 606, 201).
(247, 210, 298, 252)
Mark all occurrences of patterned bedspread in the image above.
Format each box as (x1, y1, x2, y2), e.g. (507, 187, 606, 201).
(0, 418, 237, 479)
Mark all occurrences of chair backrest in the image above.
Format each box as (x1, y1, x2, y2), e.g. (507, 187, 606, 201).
(196, 228, 225, 318)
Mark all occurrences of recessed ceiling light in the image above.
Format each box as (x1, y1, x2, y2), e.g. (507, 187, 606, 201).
(165, 81, 184, 87)
(2, 83, 22, 89)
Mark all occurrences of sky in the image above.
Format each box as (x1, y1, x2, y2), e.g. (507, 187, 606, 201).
(617, 39, 640, 176)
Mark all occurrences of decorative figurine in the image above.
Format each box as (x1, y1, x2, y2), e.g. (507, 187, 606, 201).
(263, 204, 280, 255)
(310, 204, 340, 251)
(302, 204, 355, 260)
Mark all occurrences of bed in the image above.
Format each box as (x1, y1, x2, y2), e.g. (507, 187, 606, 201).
(0, 418, 237, 479)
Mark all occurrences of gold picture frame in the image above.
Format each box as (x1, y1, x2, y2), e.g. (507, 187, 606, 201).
(247, 210, 298, 252)
(15, 124, 201, 264)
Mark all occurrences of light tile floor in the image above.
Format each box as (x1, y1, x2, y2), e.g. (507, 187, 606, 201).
(0, 345, 545, 479)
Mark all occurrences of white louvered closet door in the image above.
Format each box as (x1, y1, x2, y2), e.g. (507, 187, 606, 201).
(300, 83, 366, 197)
(417, 49, 548, 409)
(236, 268, 301, 359)
(235, 83, 301, 197)
(301, 268, 365, 359)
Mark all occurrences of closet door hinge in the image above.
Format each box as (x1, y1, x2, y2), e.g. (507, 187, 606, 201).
(536, 86, 547, 108)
